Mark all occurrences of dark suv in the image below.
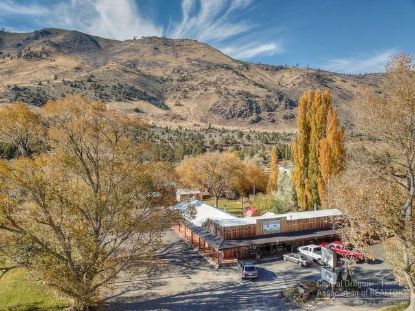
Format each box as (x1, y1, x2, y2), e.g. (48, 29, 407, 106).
(238, 261, 258, 279)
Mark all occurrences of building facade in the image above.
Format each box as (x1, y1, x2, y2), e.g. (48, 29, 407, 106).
(174, 200, 341, 267)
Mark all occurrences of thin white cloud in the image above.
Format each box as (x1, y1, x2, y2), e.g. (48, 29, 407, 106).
(0, 0, 284, 60)
(222, 42, 283, 59)
(80, 0, 162, 39)
(322, 50, 396, 74)
(167, 0, 254, 42)
(0, 0, 162, 40)
(0, 0, 48, 15)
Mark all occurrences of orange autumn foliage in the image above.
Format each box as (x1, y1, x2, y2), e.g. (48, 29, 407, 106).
(318, 107, 345, 205)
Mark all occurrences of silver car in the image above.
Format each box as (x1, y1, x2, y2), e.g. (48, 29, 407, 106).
(283, 253, 313, 267)
(238, 261, 258, 279)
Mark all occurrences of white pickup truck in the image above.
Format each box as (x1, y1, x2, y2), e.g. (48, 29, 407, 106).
(298, 244, 322, 264)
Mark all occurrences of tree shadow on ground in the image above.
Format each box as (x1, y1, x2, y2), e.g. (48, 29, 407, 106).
(106, 280, 299, 311)
(256, 267, 278, 282)
(105, 238, 216, 302)
(106, 234, 401, 310)
(365, 258, 383, 265)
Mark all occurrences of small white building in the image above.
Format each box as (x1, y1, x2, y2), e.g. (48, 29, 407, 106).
(176, 189, 209, 202)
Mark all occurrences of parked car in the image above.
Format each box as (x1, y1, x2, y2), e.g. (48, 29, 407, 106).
(298, 245, 322, 263)
(320, 241, 364, 262)
(283, 253, 313, 267)
(238, 260, 258, 279)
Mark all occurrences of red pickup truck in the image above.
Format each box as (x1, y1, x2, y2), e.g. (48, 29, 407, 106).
(320, 241, 364, 262)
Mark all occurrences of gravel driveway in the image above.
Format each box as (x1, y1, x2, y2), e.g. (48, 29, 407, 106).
(107, 231, 407, 311)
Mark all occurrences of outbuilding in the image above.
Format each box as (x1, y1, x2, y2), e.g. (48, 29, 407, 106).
(176, 189, 209, 202)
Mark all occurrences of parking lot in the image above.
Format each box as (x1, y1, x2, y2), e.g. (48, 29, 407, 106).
(108, 230, 407, 311)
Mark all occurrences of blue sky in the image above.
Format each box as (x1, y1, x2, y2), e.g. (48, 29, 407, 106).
(1, 0, 414, 73)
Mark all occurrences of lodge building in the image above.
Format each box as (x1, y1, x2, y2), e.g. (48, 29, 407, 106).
(173, 200, 342, 267)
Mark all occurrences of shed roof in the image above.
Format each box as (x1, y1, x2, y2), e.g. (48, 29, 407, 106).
(180, 218, 224, 250)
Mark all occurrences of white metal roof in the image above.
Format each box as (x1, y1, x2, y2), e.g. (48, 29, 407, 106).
(249, 209, 342, 221)
(212, 218, 256, 227)
(175, 200, 342, 228)
(175, 200, 238, 227)
(284, 209, 342, 220)
(262, 212, 277, 217)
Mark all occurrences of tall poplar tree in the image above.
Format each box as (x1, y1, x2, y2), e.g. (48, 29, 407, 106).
(292, 90, 344, 210)
(318, 107, 345, 204)
(267, 146, 279, 194)
(292, 91, 313, 210)
(307, 90, 331, 207)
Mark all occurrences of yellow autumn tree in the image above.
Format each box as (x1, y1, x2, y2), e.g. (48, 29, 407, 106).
(176, 152, 245, 207)
(318, 107, 345, 205)
(292, 89, 344, 210)
(292, 91, 312, 210)
(327, 54, 415, 310)
(266, 146, 279, 194)
(307, 90, 331, 208)
(240, 162, 268, 198)
(0, 96, 178, 310)
(0, 102, 44, 156)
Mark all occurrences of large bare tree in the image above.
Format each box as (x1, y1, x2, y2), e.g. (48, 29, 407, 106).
(0, 96, 177, 310)
(328, 54, 415, 310)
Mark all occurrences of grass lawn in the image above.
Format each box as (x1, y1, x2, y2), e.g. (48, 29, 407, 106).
(203, 197, 250, 216)
(0, 269, 70, 311)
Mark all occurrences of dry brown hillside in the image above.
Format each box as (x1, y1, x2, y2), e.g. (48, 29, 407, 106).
(0, 28, 384, 131)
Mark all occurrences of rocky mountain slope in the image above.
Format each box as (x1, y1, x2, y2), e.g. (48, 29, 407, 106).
(0, 28, 384, 130)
